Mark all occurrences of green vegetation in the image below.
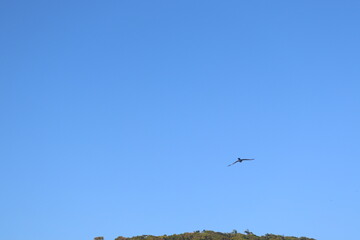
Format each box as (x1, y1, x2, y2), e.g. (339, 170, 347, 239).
(113, 230, 315, 240)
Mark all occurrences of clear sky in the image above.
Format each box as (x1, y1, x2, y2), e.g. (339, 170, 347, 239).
(1, 1, 360, 240)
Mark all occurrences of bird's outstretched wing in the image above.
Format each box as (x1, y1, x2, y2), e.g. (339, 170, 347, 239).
(241, 159, 255, 161)
(227, 160, 239, 167)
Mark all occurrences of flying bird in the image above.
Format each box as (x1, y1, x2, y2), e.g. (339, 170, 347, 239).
(228, 158, 255, 166)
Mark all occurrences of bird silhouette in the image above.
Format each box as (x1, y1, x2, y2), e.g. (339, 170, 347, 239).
(228, 158, 255, 166)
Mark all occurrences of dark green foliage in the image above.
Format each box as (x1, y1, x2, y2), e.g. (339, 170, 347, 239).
(115, 230, 315, 240)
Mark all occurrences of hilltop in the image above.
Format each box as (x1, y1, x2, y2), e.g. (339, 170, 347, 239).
(101, 230, 315, 240)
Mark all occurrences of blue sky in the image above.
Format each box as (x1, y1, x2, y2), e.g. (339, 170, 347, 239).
(1, 1, 360, 240)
